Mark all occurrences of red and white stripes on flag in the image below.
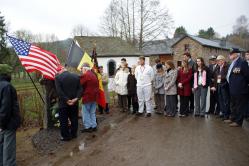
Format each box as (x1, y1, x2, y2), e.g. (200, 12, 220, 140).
(7, 35, 61, 80)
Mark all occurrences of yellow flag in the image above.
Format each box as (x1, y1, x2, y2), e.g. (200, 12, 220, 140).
(77, 52, 94, 71)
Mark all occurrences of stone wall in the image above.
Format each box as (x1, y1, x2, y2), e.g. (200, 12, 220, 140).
(202, 47, 230, 63)
(172, 37, 203, 64)
(172, 37, 230, 65)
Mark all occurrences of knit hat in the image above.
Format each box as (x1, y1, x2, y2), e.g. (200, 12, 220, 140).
(0, 64, 13, 75)
(216, 55, 225, 60)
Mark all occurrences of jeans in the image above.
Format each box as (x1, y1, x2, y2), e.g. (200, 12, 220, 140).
(0, 130, 16, 166)
(82, 102, 97, 129)
(194, 86, 208, 116)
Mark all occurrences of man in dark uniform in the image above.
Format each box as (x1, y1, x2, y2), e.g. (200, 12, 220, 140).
(211, 55, 230, 120)
(226, 48, 249, 127)
(55, 66, 82, 140)
(208, 55, 220, 115)
(245, 50, 249, 120)
(0, 64, 21, 166)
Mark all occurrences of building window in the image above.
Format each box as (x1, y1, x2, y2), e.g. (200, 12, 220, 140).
(184, 44, 190, 52)
(177, 61, 182, 67)
(107, 59, 116, 77)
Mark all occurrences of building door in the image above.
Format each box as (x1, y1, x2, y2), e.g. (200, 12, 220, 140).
(107, 60, 116, 77)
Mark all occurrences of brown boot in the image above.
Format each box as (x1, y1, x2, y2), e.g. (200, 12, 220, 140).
(224, 119, 232, 123)
(229, 122, 240, 127)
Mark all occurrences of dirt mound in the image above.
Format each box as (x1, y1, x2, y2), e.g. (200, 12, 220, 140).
(32, 128, 63, 155)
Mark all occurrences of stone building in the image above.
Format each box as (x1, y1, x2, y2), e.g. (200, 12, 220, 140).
(171, 34, 245, 66)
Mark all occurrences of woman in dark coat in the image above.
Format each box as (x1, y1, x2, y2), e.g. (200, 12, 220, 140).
(127, 65, 139, 114)
(177, 60, 192, 117)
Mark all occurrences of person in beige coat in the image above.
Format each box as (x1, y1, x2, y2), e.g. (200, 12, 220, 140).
(98, 66, 110, 114)
(164, 60, 178, 117)
(114, 62, 130, 112)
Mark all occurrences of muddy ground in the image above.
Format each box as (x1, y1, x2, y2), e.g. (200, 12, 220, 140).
(17, 107, 249, 166)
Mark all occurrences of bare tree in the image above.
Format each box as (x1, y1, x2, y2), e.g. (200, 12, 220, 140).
(227, 15, 249, 50)
(14, 29, 34, 42)
(137, 0, 173, 50)
(233, 15, 249, 38)
(71, 24, 92, 37)
(100, 0, 173, 50)
(100, 0, 120, 37)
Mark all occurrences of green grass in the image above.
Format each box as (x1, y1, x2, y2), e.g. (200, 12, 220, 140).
(12, 79, 44, 126)
(12, 79, 41, 90)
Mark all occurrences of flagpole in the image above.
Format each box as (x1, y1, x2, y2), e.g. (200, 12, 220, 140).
(65, 39, 74, 67)
(26, 72, 45, 104)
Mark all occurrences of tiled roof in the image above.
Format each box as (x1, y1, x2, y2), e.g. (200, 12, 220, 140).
(74, 36, 141, 56)
(172, 34, 245, 51)
(142, 38, 181, 55)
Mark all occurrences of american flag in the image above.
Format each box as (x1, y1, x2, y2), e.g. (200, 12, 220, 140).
(7, 35, 61, 80)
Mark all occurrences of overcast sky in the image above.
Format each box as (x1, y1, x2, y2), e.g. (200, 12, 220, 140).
(1, 0, 249, 40)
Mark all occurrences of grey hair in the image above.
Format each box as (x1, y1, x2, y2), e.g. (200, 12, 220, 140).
(82, 66, 91, 71)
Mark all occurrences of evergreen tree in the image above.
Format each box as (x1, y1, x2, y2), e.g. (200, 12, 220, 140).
(0, 12, 10, 63)
(174, 26, 187, 38)
(198, 27, 215, 39)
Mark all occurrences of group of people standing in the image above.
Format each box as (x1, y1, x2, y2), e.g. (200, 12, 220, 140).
(0, 48, 248, 166)
(114, 48, 249, 128)
(55, 63, 101, 141)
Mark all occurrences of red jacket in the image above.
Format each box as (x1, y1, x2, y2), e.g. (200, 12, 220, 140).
(80, 70, 99, 104)
(177, 68, 192, 96)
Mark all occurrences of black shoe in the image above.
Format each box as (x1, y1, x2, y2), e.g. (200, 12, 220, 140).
(92, 127, 98, 132)
(71, 135, 77, 139)
(132, 111, 136, 114)
(136, 112, 143, 116)
(189, 109, 194, 114)
(194, 114, 200, 117)
(155, 111, 163, 115)
(146, 113, 151, 117)
(60, 137, 71, 141)
(81, 128, 92, 133)
(219, 115, 224, 119)
(200, 115, 205, 118)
